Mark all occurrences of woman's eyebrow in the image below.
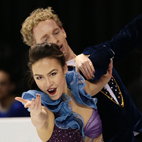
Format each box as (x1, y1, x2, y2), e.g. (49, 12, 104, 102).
(34, 69, 58, 76)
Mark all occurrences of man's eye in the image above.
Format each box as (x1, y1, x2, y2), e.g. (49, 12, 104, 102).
(50, 72, 57, 77)
(44, 37, 49, 43)
(54, 30, 59, 35)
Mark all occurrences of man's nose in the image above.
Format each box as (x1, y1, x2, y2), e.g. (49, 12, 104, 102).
(50, 36, 59, 44)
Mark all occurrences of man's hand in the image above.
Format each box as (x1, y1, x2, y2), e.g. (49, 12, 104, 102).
(75, 54, 95, 80)
(15, 94, 42, 116)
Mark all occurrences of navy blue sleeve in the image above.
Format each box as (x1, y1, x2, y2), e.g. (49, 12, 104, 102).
(83, 13, 142, 81)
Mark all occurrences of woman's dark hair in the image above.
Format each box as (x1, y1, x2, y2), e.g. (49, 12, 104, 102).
(27, 42, 65, 89)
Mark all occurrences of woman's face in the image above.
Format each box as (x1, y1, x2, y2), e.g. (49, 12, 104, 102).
(32, 57, 67, 100)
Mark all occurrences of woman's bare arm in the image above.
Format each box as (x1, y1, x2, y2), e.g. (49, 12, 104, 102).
(15, 94, 54, 141)
(35, 107, 55, 142)
(84, 59, 113, 96)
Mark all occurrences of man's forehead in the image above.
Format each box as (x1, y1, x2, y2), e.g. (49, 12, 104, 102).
(33, 19, 59, 35)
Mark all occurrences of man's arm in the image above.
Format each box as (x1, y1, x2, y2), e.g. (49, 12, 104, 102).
(85, 59, 113, 96)
(82, 13, 142, 81)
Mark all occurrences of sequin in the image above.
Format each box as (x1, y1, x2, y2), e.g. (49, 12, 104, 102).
(101, 76, 124, 107)
(47, 125, 85, 142)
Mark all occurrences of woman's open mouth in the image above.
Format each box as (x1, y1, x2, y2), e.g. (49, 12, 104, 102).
(47, 88, 57, 95)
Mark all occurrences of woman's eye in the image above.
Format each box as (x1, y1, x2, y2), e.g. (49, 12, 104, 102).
(36, 76, 43, 80)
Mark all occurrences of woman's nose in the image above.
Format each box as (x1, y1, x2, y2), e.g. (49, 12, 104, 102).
(44, 79, 51, 87)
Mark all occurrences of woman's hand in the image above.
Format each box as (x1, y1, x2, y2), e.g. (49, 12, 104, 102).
(101, 58, 113, 82)
(75, 54, 95, 80)
(15, 94, 54, 141)
(15, 94, 42, 116)
(86, 59, 113, 96)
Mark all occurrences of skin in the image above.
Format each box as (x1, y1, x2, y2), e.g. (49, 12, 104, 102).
(33, 19, 76, 62)
(15, 57, 112, 142)
(32, 58, 68, 100)
(32, 19, 95, 79)
(0, 71, 12, 99)
(0, 70, 15, 111)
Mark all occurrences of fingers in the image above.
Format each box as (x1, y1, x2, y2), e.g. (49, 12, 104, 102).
(75, 54, 95, 80)
(79, 63, 95, 80)
(81, 66, 91, 80)
(30, 94, 42, 115)
(15, 94, 42, 111)
(25, 100, 33, 108)
(110, 58, 113, 68)
(15, 97, 28, 104)
(76, 60, 95, 80)
(85, 61, 95, 79)
(27, 94, 41, 110)
(108, 59, 113, 75)
(29, 99, 35, 108)
(35, 94, 41, 110)
(15, 97, 33, 109)
(89, 61, 95, 75)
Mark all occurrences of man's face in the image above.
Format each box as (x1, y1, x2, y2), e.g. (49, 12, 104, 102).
(33, 19, 70, 60)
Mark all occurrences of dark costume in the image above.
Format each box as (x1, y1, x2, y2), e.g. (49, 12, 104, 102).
(81, 13, 142, 142)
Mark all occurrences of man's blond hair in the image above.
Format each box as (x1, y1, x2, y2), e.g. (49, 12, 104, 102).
(21, 7, 63, 46)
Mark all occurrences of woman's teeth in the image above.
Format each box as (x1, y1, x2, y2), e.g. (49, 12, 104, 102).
(48, 88, 56, 95)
